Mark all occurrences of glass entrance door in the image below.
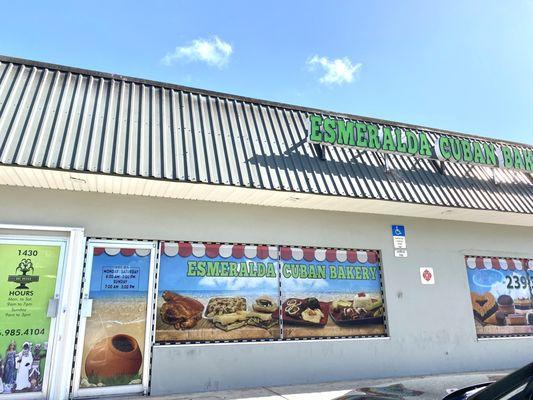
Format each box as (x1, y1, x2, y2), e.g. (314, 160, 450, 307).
(72, 240, 156, 398)
(0, 237, 67, 399)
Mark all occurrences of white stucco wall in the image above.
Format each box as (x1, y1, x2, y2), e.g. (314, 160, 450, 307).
(1, 185, 532, 395)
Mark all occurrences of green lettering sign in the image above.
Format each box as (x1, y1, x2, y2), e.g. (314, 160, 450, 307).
(395, 129, 408, 153)
(338, 120, 355, 146)
(513, 148, 525, 170)
(461, 140, 473, 162)
(450, 138, 462, 161)
(472, 142, 485, 164)
(525, 150, 533, 171)
(355, 123, 367, 147)
(418, 132, 432, 157)
(438, 137, 451, 159)
(187, 260, 197, 276)
(307, 116, 531, 172)
(406, 130, 419, 155)
(367, 124, 380, 149)
(382, 127, 396, 151)
(484, 143, 496, 166)
(324, 118, 337, 144)
(501, 146, 514, 168)
(309, 115, 323, 142)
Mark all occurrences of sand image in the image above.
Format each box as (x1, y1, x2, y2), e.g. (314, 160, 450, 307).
(79, 297, 147, 388)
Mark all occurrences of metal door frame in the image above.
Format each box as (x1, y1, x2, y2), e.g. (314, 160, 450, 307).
(71, 239, 157, 398)
(0, 225, 84, 400)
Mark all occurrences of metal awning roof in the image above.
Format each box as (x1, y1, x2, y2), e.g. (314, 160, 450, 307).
(0, 55, 532, 215)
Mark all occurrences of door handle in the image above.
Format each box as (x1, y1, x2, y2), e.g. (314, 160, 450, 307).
(80, 298, 93, 318)
(47, 298, 59, 318)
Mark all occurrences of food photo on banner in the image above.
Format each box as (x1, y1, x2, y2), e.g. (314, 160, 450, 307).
(79, 247, 151, 389)
(156, 242, 280, 342)
(279, 247, 386, 339)
(466, 256, 533, 337)
(0, 243, 62, 395)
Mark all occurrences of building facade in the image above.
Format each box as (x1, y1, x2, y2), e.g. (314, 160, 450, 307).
(0, 56, 532, 399)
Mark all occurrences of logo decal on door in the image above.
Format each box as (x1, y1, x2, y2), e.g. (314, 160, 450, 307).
(7, 258, 39, 296)
(8, 259, 40, 291)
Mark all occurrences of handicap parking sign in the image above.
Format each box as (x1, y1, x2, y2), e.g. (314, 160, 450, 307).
(392, 225, 405, 237)
(392, 225, 407, 250)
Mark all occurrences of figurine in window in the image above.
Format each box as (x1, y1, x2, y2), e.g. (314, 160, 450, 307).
(29, 343, 47, 390)
(3, 342, 16, 392)
(15, 342, 33, 391)
(0, 353, 4, 393)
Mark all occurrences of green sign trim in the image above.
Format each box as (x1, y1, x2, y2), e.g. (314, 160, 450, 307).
(308, 115, 533, 172)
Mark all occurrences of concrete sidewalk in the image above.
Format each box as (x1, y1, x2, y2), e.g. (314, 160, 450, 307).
(126, 370, 508, 400)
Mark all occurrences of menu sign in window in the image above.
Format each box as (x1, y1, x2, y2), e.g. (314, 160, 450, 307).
(280, 246, 386, 339)
(466, 256, 533, 337)
(101, 266, 141, 290)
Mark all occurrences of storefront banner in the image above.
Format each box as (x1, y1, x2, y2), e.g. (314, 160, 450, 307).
(0, 243, 61, 395)
(279, 247, 386, 339)
(308, 115, 533, 173)
(156, 242, 280, 342)
(529, 268, 533, 299)
(466, 256, 533, 337)
(79, 247, 151, 389)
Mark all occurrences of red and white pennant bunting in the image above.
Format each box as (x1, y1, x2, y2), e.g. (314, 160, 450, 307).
(161, 242, 378, 264)
(465, 256, 530, 271)
(280, 247, 378, 264)
(162, 242, 278, 260)
(93, 247, 152, 257)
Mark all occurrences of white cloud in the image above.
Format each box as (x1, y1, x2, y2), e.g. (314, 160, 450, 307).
(281, 278, 329, 292)
(162, 36, 233, 68)
(197, 276, 218, 287)
(490, 279, 530, 299)
(198, 276, 278, 291)
(306, 55, 361, 85)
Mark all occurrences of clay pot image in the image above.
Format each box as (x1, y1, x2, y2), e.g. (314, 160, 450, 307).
(85, 334, 143, 378)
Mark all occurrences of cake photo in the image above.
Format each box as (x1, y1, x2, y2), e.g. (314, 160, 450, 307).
(506, 314, 527, 326)
(470, 292, 498, 323)
(514, 297, 532, 311)
(497, 294, 515, 315)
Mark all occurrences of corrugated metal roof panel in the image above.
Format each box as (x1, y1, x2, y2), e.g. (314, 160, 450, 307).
(0, 56, 532, 214)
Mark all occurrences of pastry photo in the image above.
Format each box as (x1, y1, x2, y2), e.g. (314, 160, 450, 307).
(281, 297, 329, 327)
(330, 292, 385, 326)
(159, 291, 204, 330)
(252, 295, 278, 313)
(203, 297, 246, 319)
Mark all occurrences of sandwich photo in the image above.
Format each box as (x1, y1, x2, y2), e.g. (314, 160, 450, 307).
(212, 310, 278, 331)
(212, 311, 249, 331)
(246, 311, 277, 329)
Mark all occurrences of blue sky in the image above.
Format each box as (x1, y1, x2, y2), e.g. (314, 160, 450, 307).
(1, 1, 533, 144)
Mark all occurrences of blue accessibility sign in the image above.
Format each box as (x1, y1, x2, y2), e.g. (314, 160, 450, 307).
(392, 225, 405, 237)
